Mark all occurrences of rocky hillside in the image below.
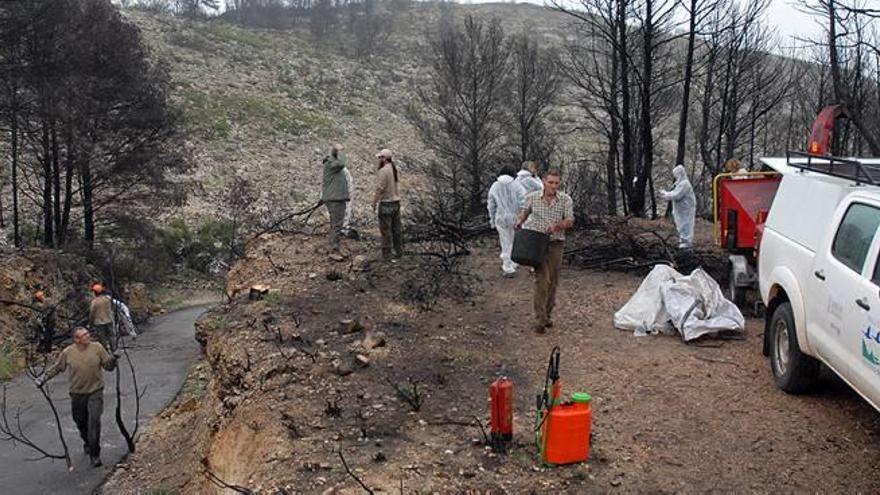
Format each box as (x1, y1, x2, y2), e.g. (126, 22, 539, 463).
(125, 3, 579, 224)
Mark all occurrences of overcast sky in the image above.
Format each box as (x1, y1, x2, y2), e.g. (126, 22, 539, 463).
(767, 0, 824, 48)
(476, 0, 827, 53)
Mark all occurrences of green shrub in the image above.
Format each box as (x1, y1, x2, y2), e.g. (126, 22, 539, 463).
(158, 218, 237, 274)
(98, 217, 237, 281)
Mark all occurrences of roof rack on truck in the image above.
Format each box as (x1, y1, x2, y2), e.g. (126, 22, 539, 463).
(786, 150, 880, 186)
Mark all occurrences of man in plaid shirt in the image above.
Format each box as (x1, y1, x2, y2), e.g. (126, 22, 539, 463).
(515, 170, 575, 333)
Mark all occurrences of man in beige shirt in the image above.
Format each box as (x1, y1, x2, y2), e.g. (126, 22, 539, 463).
(88, 283, 114, 351)
(372, 149, 403, 260)
(37, 327, 117, 467)
(515, 170, 575, 333)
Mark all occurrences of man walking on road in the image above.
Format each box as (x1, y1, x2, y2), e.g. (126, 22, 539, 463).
(488, 165, 526, 277)
(36, 327, 117, 467)
(515, 170, 574, 333)
(88, 284, 115, 351)
(321, 143, 351, 252)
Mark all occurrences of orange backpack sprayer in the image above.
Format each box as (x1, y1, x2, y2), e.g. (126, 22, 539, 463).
(534, 346, 592, 465)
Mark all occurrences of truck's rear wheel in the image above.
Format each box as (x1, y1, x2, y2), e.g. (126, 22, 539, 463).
(769, 302, 819, 393)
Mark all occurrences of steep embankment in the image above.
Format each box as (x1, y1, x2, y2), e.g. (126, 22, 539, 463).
(103, 231, 515, 493)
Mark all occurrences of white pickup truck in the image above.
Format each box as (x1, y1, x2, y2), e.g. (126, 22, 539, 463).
(759, 154, 880, 410)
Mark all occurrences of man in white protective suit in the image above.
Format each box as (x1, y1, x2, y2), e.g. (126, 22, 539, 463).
(488, 165, 527, 277)
(660, 164, 696, 248)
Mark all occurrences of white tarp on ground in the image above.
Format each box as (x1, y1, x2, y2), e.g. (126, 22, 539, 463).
(613, 264, 745, 342)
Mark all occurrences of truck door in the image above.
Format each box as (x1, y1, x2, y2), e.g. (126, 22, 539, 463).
(809, 201, 880, 390)
(851, 226, 880, 407)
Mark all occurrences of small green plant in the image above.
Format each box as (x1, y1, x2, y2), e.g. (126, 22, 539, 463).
(182, 365, 208, 399)
(264, 291, 283, 306)
(0, 343, 21, 382)
(207, 316, 230, 332)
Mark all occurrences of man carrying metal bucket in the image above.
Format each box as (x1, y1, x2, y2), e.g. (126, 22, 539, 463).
(515, 170, 574, 333)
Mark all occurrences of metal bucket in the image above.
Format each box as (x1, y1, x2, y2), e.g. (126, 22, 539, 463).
(511, 228, 550, 267)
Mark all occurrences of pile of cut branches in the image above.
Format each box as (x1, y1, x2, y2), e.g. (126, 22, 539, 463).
(564, 217, 729, 283)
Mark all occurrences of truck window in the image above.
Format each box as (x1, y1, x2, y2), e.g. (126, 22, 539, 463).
(832, 203, 880, 274)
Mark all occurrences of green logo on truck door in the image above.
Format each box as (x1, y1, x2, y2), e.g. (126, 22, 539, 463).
(863, 327, 880, 366)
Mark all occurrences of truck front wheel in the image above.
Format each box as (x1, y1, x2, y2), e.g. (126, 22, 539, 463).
(769, 302, 819, 393)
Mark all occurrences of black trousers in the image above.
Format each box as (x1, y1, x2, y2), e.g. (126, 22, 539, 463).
(71, 389, 103, 457)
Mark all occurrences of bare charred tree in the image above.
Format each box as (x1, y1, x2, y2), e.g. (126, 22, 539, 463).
(674, 0, 716, 167)
(691, 0, 792, 211)
(345, 0, 394, 59)
(507, 31, 562, 169)
(310, 0, 337, 40)
(631, 0, 680, 218)
(555, 0, 629, 214)
(408, 15, 510, 216)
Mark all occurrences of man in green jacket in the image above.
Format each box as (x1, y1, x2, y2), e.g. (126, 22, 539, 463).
(321, 143, 351, 251)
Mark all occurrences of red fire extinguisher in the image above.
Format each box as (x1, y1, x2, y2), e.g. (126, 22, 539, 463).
(489, 376, 514, 442)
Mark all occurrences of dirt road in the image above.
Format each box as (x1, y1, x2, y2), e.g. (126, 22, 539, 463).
(0, 306, 205, 495)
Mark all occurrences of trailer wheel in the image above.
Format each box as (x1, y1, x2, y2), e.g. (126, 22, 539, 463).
(769, 302, 818, 393)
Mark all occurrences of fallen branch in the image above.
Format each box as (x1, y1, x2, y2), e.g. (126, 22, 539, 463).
(108, 250, 137, 453)
(252, 202, 322, 240)
(338, 449, 374, 495)
(203, 466, 254, 494)
(564, 217, 728, 282)
(0, 385, 71, 470)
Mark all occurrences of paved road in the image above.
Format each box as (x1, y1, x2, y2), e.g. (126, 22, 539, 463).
(0, 306, 206, 495)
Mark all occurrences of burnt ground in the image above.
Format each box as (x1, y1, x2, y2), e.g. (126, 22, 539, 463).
(103, 228, 880, 494)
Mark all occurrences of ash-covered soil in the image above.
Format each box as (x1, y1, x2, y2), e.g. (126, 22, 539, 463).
(103, 229, 880, 493)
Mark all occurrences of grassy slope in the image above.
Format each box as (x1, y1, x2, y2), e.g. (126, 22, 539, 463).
(126, 3, 580, 222)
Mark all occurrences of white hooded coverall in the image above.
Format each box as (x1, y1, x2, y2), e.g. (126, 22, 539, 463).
(488, 175, 527, 274)
(660, 165, 696, 248)
(515, 169, 543, 195)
